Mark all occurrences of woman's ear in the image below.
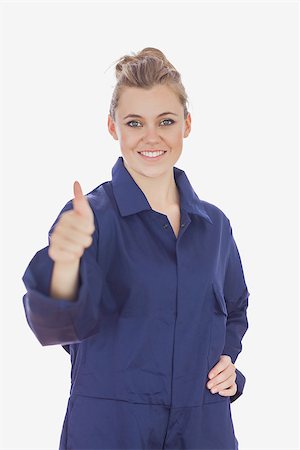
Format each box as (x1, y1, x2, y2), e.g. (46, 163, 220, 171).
(107, 114, 119, 141)
(183, 112, 191, 138)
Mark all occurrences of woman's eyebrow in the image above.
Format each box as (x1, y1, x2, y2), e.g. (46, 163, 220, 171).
(123, 112, 178, 120)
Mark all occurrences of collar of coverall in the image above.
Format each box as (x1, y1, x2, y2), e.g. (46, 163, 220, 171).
(111, 156, 213, 224)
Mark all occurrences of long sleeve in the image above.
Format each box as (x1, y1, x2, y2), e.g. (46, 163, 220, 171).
(222, 224, 250, 403)
(230, 368, 246, 403)
(21, 199, 106, 347)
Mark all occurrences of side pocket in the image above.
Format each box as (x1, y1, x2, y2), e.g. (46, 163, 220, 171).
(212, 282, 228, 317)
(203, 282, 228, 404)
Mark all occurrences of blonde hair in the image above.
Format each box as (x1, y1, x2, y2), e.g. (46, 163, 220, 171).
(109, 47, 189, 121)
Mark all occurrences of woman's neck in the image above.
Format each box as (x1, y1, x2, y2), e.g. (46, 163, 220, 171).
(123, 160, 180, 211)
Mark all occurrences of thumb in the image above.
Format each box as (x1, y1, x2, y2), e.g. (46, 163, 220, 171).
(73, 180, 92, 218)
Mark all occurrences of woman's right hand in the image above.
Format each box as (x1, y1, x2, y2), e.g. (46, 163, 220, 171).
(48, 181, 96, 263)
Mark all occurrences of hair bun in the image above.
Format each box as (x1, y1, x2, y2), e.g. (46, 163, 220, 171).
(115, 47, 176, 79)
(138, 47, 167, 61)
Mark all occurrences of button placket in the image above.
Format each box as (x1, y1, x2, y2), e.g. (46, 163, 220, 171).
(162, 212, 190, 243)
(163, 223, 185, 229)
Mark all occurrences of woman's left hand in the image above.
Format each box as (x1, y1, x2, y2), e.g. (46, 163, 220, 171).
(206, 355, 237, 397)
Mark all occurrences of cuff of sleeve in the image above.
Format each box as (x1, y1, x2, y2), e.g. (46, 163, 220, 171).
(22, 264, 88, 345)
(221, 347, 241, 365)
(22, 246, 105, 346)
(230, 368, 246, 403)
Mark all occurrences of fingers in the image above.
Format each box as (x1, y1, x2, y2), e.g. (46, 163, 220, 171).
(48, 241, 85, 262)
(208, 372, 237, 395)
(48, 181, 95, 264)
(50, 223, 93, 249)
(72, 180, 93, 219)
(218, 381, 238, 397)
(208, 354, 232, 379)
(207, 362, 235, 385)
(59, 210, 95, 235)
(206, 355, 237, 396)
(73, 180, 83, 199)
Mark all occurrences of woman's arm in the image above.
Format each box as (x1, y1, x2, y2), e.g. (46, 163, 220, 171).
(22, 199, 106, 346)
(223, 222, 250, 403)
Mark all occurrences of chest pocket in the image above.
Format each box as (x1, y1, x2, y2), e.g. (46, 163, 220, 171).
(203, 281, 229, 404)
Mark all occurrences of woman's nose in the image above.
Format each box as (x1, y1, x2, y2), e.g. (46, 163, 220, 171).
(142, 127, 162, 143)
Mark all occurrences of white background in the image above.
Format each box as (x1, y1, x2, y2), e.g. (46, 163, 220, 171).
(1, 1, 299, 449)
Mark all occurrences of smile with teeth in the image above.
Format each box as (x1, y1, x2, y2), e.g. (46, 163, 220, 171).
(138, 150, 167, 158)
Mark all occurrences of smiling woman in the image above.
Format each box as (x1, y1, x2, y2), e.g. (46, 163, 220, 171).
(22, 47, 250, 450)
(107, 48, 192, 193)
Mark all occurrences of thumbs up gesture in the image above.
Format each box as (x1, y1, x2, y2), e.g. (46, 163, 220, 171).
(48, 181, 96, 263)
(72, 181, 94, 220)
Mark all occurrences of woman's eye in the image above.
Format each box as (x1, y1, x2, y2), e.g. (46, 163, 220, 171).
(127, 120, 142, 127)
(126, 119, 175, 127)
(161, 119, 174, 126)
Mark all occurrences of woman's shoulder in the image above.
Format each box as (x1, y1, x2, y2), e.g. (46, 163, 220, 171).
(83, 181, 119, 228)
(200, 198, 232, 228)
(85, 181, 112, 211)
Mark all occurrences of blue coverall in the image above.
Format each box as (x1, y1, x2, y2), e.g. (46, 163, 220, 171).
(22, 156, 250, 450)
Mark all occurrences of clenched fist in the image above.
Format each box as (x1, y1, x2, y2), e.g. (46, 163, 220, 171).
(48, 181, 96, 263)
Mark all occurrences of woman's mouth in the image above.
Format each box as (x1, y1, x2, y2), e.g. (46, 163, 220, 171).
(138, 150, 167, 161)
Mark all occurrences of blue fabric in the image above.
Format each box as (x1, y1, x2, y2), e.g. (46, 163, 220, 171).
(22, 156, 250, 449)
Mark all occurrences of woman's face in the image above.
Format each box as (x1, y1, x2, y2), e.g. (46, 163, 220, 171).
(107, 84, 191, 178)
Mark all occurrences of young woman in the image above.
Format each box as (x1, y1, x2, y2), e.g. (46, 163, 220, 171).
(22, 47, 250, 450)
